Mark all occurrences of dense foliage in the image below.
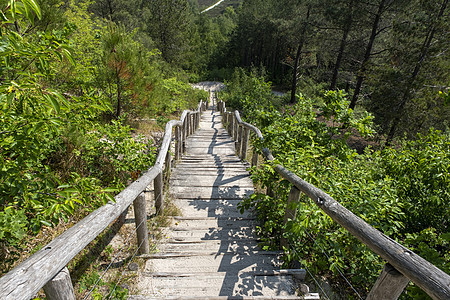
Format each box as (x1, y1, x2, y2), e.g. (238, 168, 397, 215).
(0, 0, 206, 273)
(211, 0, 449, 142)
(220, 71, 449, 298)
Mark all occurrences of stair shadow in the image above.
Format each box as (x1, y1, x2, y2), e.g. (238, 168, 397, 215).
(183, 110, 295, 296)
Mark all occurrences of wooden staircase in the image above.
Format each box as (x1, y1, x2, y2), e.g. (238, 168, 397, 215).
(129, 103, 312, 299)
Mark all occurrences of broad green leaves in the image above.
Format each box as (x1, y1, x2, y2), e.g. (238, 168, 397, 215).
(225, 72, 448, 298)
(2, 0, 41, 23)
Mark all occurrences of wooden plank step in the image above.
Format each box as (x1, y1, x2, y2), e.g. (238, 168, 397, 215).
(141, 269, 306, 279)
(143, 255, 283, 273)
(174, 164, 247, 170)
(177, 159, 244, 164)
(162, 238, 260, 245)
(186, 140, 235, 145)
(170, 186, 253, 199)
(157, 240, 260, 252)
(141, 250, 283, 259)
(173, 200, 251, 218)
(172, 216, 254, 221)
(165, 227, 256, 240)
(132, 274, 298, 298)
(169, 219, 255, 230)
(129, 296, 305, 300)
(171, 171, 250, 177)
(180, 154, 239, 159)
(170, 175, 253, 188)
(166, 236, 260, 243)
(186, 148, 236, 156)
(171, 170, 251, 177)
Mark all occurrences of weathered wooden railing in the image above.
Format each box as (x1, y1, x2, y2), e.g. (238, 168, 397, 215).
(0, 100, 207, 300)
(217, 100, 450, 300)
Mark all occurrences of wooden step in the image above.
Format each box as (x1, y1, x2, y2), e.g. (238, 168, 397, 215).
(170, 186, 253, 199)
(129, 295, 306, 299)
(133, 108, 303, 299)
(174, 199, 252, 218)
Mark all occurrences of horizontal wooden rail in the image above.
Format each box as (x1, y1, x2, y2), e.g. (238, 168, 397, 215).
(217, 99, 450, 300)
(0, 100, 207, 300)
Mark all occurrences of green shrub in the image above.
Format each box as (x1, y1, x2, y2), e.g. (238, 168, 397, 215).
(234, 77, 448, 298)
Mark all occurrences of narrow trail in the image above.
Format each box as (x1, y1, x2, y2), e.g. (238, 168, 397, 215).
(129, 96, 306, 299)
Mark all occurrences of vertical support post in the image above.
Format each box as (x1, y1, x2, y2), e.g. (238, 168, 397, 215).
(193, 113, 196, 133)
(133, 192, 149, 255)
(229, 114, 234, 136)
(367, 263, 410, 300)
(185, 114, 190, 138)
(267, 186, 275, 197)
(236, 124, 243, 155)
(233, 115, 238, 141)
(182, 119, 187, 152)
(154, 172, 164, 214)
(43, 267, 76, 300)
(281, 186, 301, 248)
(187, 113, 191, 136)
(175, 126, 180, 160)
(241, 127, 249, 161)
(252, 150, 258, 167)
(190, 113, 194, 135)
(165, 150, 172, 177)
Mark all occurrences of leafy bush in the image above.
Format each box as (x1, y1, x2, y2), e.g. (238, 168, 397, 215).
(80, 120, 156, 185)
(0, 1, 156, 274)
(229, 75, 448, 298)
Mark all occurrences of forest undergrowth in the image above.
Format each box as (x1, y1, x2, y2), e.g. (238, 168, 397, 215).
(220, 69, 449, 299)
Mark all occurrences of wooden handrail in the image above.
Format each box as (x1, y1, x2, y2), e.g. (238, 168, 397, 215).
(0, 100, 207, 300)
(217, 99, 450, 300)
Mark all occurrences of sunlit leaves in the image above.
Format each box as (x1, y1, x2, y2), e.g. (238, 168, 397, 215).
(225, 72, 448, 297)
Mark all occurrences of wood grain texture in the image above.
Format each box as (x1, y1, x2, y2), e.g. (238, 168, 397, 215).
(134, 193, 149, 255)
(367, 264, 410, 300)
(43, 267, 76, 300)
(281, 186, 301, 249)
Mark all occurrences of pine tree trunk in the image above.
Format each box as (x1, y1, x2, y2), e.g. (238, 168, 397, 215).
(386, 0, 448, 145)
(290, 7, 310, 104)
(349, 0, 386, 109)
(330, 1, 353, 90)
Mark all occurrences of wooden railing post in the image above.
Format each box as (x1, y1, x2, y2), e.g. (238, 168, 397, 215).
(175, 126, 181, 160)
(367, 263, 410, 300)
(229, 113, 234, 136)
(236, 124, 243, 155)
(193, 113, 196, 131)
(190, 113, 195, 134)
(133, 192, 149, 255)
(233, 115, 238, 141)
(185, 114, 190, 138)
(281, 186, 301, 248)
(183, 119, 187, 152)
(165, 150, 172, 177)
(43, 267, 76, 300)
(241, 127, 250, 161)
(154, 171, 164, 214)
(252, 150, 258, 167)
